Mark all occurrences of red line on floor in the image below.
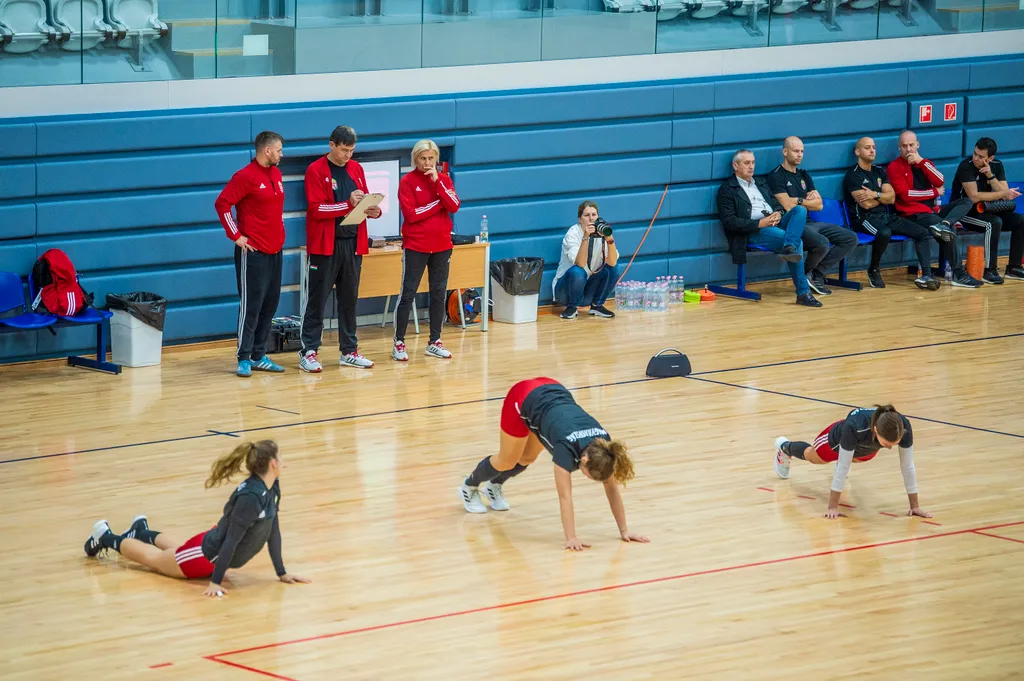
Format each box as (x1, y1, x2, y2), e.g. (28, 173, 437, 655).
(922, 520, 942, 526)
(205, 519, 1024, 665)
(205, 656, 301, 681)
(879, 512, 899, 518)
(798, 495, 815, 500)
(838, 503, 857, 509)
(148, 663, 173, 669)
(973, 530, 1024, 545)
(757, 487, 774, 492)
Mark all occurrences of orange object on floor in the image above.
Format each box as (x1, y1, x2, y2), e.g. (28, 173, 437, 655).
(700, 287, 716, 302)
(965, 245, 985, 280)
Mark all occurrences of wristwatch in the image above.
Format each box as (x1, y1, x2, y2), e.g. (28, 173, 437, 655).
(875, 191, 882, 199)
(797, 198, 804, 206)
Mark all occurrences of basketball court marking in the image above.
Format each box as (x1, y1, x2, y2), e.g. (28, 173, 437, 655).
(201, 519, 1024, 681)
(4, 332, 1022, 467)
(686, 376, 1024, 440)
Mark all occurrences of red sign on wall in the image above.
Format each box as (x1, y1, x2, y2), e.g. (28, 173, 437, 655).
(944, 102, 958, 121)
(919, 105, 933, 124)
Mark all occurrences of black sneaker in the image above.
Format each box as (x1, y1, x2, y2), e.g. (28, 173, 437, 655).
(982, 269, 1004, 285)
(84, 519, 112, 558)
(951, 270, 983, 288)
(588, 304, 615, 318)
(806, 271, 832, 295)
(867, 268, 886, 288)
(779, 245, 802, 263)
(795, 293, 822, 308)
(1004, 266, 1024, 280)
(121, 515, 149, 541)
(914, 275, 941, 291)
(560, 306, 578, 319)
(927, 223, 955, 242)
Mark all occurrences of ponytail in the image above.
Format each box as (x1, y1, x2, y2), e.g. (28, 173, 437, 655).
(582, 438, 636, 486)
(870, 404, 905, 444)
(205, 440, 279, 489)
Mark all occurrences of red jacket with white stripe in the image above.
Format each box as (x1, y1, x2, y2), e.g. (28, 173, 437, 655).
(398, 170, 460, 253)
(215, 160, 286, 254)
(304, 156, 372, 257)
(887, 155, 944, 217)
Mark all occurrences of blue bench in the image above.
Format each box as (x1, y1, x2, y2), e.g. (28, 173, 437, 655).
(0, 271, 120, 374)
(708, 199, 868, 301)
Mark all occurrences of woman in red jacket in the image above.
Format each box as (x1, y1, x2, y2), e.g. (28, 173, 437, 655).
(394, 140, 461, 361)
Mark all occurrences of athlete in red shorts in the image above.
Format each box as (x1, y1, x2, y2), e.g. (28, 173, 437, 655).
(458, 377, 649, 550)
(83, 440, 310, 597)
(773, 405, 931, 520)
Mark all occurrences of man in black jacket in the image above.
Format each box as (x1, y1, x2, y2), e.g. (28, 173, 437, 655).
(717, 149, 822, 307)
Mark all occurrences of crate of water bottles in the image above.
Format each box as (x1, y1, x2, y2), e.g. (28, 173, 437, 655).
(615, 276, 685, 312)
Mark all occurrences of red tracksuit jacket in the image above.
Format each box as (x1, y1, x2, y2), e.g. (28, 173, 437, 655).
(887, 155, 944, 217)
(304, 156, 372, 257)
(397, 170, 460, 253)
(214, 160, 285, 254)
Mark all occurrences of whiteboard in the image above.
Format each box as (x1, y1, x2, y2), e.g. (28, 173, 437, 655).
(362, 159, 402, 240)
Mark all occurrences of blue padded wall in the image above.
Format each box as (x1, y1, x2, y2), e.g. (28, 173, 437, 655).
(2, 53, 1023, 362)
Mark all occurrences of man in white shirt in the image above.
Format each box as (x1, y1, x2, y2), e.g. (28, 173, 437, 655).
(552, 200, 620, 320)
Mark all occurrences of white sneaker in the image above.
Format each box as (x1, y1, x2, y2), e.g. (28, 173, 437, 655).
(340, 352, 374, 369)
(459, 484, 488, 513)
(481, 481, 510, 511)
(392, 341, 408, 362)
(425, 341, 452, 359)
(299, 350, 322, 373)
(774, 436, 791, 479)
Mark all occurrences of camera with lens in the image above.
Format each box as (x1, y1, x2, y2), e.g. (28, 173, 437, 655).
(589, 217, 613, 239)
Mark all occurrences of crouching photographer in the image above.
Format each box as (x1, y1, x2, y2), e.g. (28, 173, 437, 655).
(552, 200, 621, 320)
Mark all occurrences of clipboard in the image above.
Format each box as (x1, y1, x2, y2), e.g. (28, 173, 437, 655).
(341, 193, 385, 225)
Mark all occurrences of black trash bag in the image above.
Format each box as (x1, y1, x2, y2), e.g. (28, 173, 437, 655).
(106, 292, 168, 331)
(490, 257, 544, 296)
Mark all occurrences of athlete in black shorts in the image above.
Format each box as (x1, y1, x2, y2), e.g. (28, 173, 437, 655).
(773, 405, 931, 520)
(83, 440, 310, 597)
(459, 378, 649, 550)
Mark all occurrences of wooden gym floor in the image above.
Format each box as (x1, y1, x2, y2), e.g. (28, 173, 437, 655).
(1, 266, 1022, 681)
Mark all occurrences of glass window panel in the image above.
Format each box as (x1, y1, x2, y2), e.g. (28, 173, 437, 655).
(0, 0, 82, 86)
(982, 0, 1024, 30)
(877, 0, 982, 39)
(767, 1, 881, 46)
(218, 0, 283, 78)
(422, 0, 543, 68)
(656, 1, 771, 53)
(287, 0, 423, 74)
(541, 0, 657, 61)
(81, 0, 190, 84)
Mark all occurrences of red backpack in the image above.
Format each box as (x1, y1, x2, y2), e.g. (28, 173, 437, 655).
(31, 248, 93, 316)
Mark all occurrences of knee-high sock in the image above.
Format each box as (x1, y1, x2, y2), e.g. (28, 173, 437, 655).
(465, 457, 500, 487)
(121, 528, 161, 546)
(786, 441, 810, 460)
(490, 463, 528, 484)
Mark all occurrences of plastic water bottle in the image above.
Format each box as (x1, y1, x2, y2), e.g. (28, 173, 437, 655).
(661, 280, 670, 310)
(944, 262, 953, 282)
(479, 215, 488, 242)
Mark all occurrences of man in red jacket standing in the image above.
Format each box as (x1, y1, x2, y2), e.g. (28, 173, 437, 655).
(393, 139, 461, 361)
(215, 131, 288, 377)
(888, 131, 982, 288)
(298, 126, 381, 372)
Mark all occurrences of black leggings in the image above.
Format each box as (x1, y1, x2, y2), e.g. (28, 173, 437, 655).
(858, 213, 934, 273)
(395, 248, 452, 344)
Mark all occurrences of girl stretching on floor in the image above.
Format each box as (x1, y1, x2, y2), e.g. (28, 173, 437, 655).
(458, 377, 649, 550)
(83, 440, 310, 597)
(774, 405, 932, 520)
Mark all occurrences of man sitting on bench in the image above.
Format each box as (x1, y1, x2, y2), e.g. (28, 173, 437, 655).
(716, 149, 822, 308)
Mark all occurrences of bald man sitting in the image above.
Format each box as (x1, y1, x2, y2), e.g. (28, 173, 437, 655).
(767, 137, 857, 296)
(843, 137, 940, 290)
(888, 130, 982, 288)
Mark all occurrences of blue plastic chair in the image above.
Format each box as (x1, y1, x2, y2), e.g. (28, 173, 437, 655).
(0, 271, 57, 330)
(810, 199, 861, 291)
